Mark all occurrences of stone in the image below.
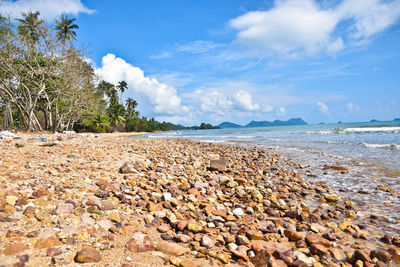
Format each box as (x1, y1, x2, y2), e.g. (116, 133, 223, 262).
(187, 223, 203, 233)
(370, 249, 391, 263)
(5, 196, 18, 206)
(156, 241, 190, 256)
(209, 160, 227, 172)
(3, 243, 28, 255)
(109, 211, 121, 223)
(46, 247, 62, 257)
(180, 258, 196, 267)
(305, 235, 331, 247)
(230, 248, 249, 261)
(354, 250, 371, 262)
(56, 203, 74, 215)
(200, 235, 214, 248)
(126, 232, 155, 253)
(119, 163, 137, 174)
(74, 246, 102, 263)
(97, 219, 113, 231)
(232, 208, 244, 217)
(285, 230, 304, 241)
(170, 255, 181, 266)
(100, 199, 115, 210)
(251, 250, 272, 267)
(34, 236, 62, 249)
(310, 244, 329, 256)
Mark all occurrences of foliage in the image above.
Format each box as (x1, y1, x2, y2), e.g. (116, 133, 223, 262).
(0, 11, 219, 133)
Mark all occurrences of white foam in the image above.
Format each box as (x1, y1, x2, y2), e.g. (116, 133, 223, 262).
(343, 127, 400, 133)
(363, 143, 400, 150)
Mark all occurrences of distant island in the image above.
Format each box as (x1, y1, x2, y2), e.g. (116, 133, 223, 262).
(394, 118, 400, 122)
(218, 118, 308, 128)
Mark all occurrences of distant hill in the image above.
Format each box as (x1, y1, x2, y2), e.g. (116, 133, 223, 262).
(394, 118, 400, 122)
(218, 122, 243, 128)
(245, 118, 307, 128)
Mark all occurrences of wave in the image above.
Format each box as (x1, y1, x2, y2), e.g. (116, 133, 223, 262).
(363, 143, 400, 150)
(343, 127, 400, 133)
(302, 126, 400, 135)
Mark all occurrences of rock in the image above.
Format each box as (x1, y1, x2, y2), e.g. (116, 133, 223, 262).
(180, 258, 196, 267)
(305, 235, 331, 247)
(209, 160, 227, 172)
(170, 255, 181, 266)
(310, 244, 329, 256)
(109, 211, 121, 223)
(100, 199, 115, 210)
(232, 208, 244, 217)
(119, 163, 137, 174)
(5, 196, 18, 206)
(126, 233, 155, 253)
(97, 219, 113, 231)
(74, 246, 102, 263)
(157, 224, 170, 233)
(3, 243, 28, 255)
(285, 230, 304, 241)
(56, 203, 74, 215)
(34, 236, 62, 249)
(46, 247, 62, 257)
(251, 250, 272, 267)
(371, 249, 391, 263)
(187, 223, 203, 233)
(200, 235, 214, 248)
(230, 248, 250, 261)
(323, 165, 349, 171)
(324, 195, 340, 202)
(354, 250, 371, 262)
(175, 234, 192, 243)
(156, 241, 190, 256)
(87, 206, 101, 214)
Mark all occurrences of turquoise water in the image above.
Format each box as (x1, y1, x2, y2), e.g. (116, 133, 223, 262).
(145, 120, 400, 172)
(138, 120, 400, 232)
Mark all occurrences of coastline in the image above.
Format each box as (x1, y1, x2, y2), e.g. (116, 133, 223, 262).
(1, 133, 399, 266)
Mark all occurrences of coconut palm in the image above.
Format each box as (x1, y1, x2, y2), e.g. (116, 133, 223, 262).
(54, 14, 78, 50)
(117, 80, 127, 103)
(16, 11, 45, 46)
(126, 97, 139, 117)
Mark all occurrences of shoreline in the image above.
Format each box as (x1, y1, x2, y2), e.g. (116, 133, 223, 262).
(1, 133, 399, 266)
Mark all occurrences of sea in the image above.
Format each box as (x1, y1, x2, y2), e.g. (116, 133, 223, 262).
(137, 120, 400, 234)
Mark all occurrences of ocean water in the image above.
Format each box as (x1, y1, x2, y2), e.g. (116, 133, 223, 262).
(138, 120, 400, 233)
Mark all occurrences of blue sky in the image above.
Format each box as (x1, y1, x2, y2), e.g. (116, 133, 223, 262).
(2, 0, 400, 125)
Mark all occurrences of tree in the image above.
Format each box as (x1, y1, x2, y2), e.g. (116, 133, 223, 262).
(54, 14, 78, 51)
(107, 104, 126, 130)
(126, 97, 139, 117)
(117, 80, 127, 103)
(16, 11, 45, 48)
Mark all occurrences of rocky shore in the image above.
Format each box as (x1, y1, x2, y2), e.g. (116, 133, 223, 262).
(0, 133, 399, 266)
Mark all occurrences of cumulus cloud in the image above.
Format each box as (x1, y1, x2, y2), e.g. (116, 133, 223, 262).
(317, 101, 330, 115)
(230, 0, 400, 57)
(232, 90, 260, 111)
(95, 54, 188, 116)
(261, 104, 274, 113)
(0, 0, 95, 19)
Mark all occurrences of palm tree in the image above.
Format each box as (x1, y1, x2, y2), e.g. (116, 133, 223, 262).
(117, 80, 127, 104)
(54, 14, 78, 51)
(107, 104, 126, 130)
(16, 11, 45, 47)
(126, 97, 138, 117)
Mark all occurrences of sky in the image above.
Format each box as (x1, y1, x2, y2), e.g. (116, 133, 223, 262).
(1, 0, 400, 125)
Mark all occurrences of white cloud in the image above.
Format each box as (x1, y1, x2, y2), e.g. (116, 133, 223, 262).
(230, 0, 400, 57)
(276, 107, 286, 116)
(232, 90, 260, 111)
(0, 0, 95, 19)
(95, 54, 189, 116)
(317, 101, 330, 115)
(347, 102, 360, 112)
(176, 40, 225, 54)
(261, 104, 274, 113)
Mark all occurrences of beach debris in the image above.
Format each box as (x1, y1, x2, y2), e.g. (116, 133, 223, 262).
(323, 165, 349, 171)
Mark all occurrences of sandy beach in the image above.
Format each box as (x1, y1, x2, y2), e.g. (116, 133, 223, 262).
(0, 132, 399, 266)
